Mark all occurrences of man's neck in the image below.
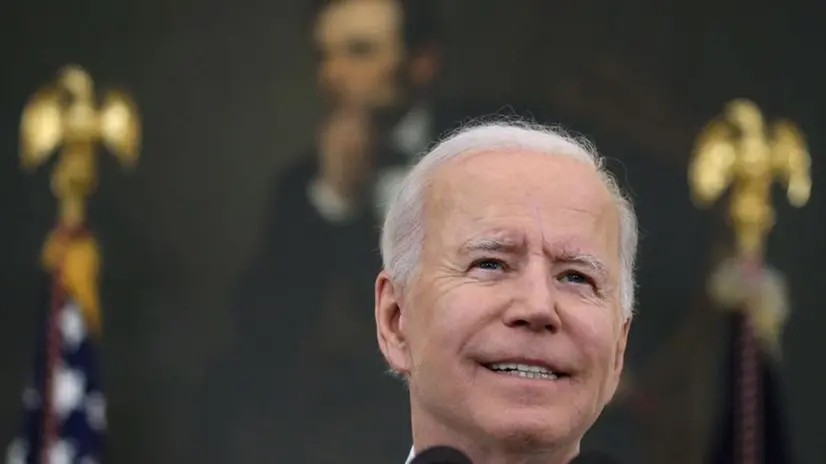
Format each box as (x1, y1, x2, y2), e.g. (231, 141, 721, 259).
(408, 442, 580, 464)
(410, 408, 580, 464)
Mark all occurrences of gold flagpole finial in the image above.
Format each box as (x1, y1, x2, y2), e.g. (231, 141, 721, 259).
(690, 99, 810, 354)
(20, 64, 142, 230)
(19, 64, 142, 336)
(688, 98, 811, 259)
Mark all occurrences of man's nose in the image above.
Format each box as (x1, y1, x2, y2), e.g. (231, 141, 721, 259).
(320, 57, 347, 90)
(502, 263, 562, 332)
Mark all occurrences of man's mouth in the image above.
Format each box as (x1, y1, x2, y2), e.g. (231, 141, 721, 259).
(481, 362, 569, 381)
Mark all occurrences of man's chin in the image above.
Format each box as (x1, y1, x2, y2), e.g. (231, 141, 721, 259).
(472, 409, 579, 450)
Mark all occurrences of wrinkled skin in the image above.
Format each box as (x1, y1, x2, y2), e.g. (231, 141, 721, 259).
(376, 149, 631, 464)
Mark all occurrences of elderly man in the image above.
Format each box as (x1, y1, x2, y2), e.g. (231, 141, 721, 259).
(374, 121, 637, 463)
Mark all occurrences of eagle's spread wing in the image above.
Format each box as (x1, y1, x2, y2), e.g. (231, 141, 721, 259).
(689, 118, 737, 206)
(770, 119, 811, 207)
(20, 86, 63, 170)
(99, 89, 141, 167)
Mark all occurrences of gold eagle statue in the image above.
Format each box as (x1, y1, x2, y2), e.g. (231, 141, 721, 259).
(19, 65, 141, 335)
(689, 99, 811, 257)
(20, 64, 141, 227)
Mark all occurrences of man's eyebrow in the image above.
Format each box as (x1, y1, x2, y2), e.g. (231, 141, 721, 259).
(556, 249, 609, 278)
(460, 236, 524, 254)
(459, 238, 610, 276)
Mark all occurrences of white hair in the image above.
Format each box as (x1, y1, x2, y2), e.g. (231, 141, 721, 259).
(380, 120, 639, 320)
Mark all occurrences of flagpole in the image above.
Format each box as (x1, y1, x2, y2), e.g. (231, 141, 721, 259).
(689, 98, 811, 464)
(40, 223, 94, 463)
(737, 251, 764, 464)
(42, 254, 65, 463)
(12, 64, 141, 464)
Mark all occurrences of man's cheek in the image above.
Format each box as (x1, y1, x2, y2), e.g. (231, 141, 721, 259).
(578, 328, 617, 372)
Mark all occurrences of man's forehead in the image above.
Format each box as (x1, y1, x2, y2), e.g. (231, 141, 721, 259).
(315, 0, 402, 43)
(430, 149, 614, 214)
(425, 149, 619, 256)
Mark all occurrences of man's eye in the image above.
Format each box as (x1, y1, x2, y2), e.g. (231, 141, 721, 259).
(346, 40, 377, 58)
(471, 258, 506, 271)
(559, 270, 593, 286)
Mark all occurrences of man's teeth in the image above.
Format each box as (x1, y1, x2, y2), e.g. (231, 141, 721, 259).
(487, 363, 559, 380)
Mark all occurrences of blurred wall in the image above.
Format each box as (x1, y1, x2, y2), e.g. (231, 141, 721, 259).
(0, 0, 823, 462)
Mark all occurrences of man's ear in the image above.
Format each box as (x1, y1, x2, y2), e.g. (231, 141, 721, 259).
(605, 318, 632, 402)
(614, 318, 631, 376)
(375, 270, 411, 375)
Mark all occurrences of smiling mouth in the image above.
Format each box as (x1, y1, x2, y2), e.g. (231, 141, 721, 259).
(481, 362, 569, 381)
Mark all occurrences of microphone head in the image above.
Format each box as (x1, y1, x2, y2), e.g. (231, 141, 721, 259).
(410, 446, 473, 464)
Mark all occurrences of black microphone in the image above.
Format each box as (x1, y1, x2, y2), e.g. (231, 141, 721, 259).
(569, 450, 620, 463)
(410, 446, 473, 464)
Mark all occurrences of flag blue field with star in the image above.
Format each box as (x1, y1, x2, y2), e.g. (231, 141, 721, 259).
(6, 271, 106, 464)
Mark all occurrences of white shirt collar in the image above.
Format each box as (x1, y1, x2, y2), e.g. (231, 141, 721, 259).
(404, 446, 415, 464)
(390, 104, 432, 157)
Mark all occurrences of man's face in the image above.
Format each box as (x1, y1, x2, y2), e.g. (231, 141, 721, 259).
(314, 0, 406, 109)
(377, 149, 630, 452)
